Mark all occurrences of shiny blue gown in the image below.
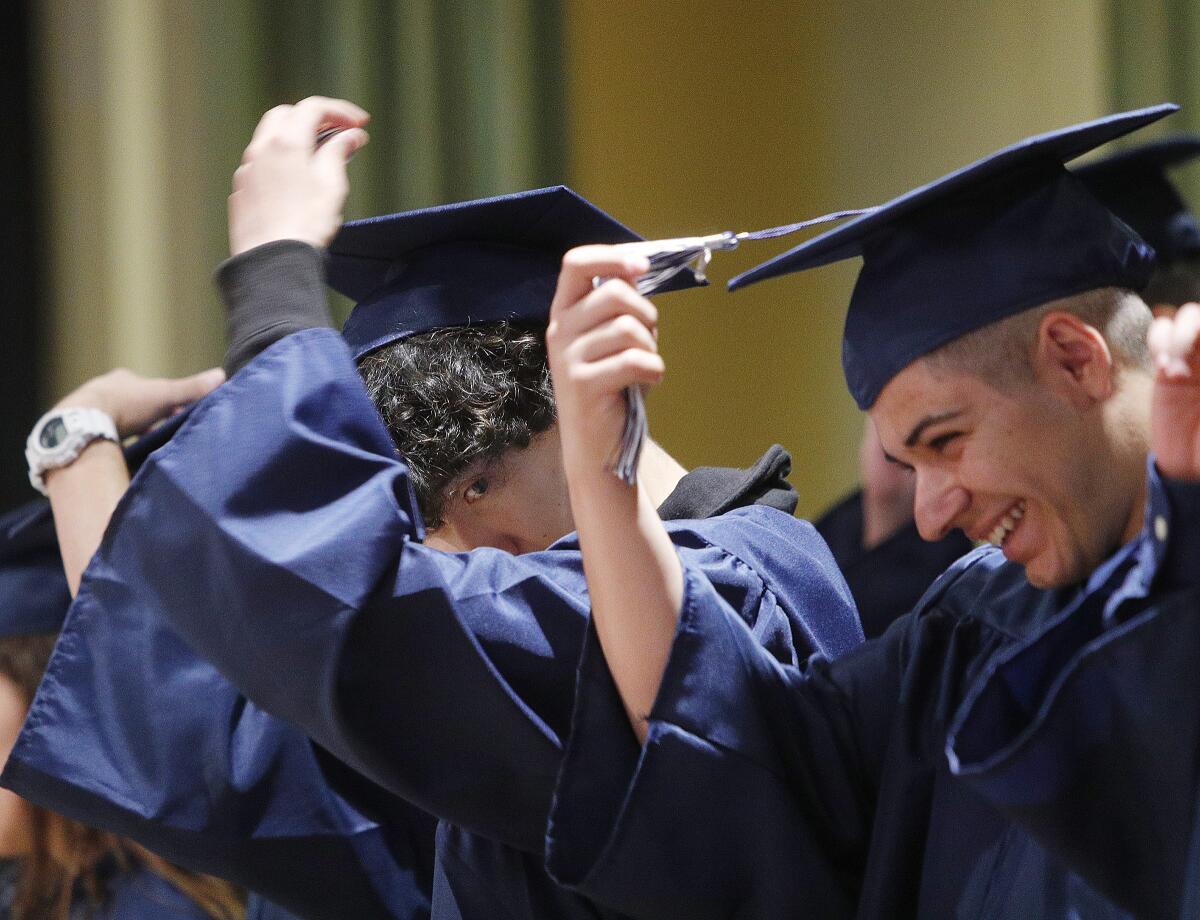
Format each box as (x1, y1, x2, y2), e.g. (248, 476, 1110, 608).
(6, 327, 863, 919)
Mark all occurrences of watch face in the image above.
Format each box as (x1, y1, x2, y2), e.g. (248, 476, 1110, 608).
(39, 417, 67, 450)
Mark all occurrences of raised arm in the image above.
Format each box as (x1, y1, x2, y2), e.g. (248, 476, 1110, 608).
(44, 368, 223, 593)
(546, 245, 683, 742)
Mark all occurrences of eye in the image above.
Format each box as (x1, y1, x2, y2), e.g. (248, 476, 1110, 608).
(463, 478, 489, 503)
(927, 431, 962, 453)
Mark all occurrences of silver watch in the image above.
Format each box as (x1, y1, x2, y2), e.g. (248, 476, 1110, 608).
(26, 407, 120, 496)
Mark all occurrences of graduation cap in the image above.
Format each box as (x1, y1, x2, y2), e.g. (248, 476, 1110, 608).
(328, 185, 857, 482)
(729, 103, 1177, 410)
(327, 185, 708, 361)
(1074, 134, 1200, 262)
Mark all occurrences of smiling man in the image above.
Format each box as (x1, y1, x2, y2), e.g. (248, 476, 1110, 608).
(872, 284, 1153, 587)
(539, 104, 1194, 919)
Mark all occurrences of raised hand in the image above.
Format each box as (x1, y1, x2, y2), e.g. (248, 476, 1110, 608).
(545, 244, 655, 477)
(228, 96, 370, 257)
(1149, 302, 1200, 481)
(56, 367, 226, 438)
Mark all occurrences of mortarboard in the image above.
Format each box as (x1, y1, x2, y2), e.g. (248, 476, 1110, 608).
(328, 186, 701, 362)
(1074, 134, 1200, 262)
(729, 103, 1177, 409)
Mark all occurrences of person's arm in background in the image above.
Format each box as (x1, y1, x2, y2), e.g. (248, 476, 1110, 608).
(546, 244, 682, 743)
(45, 96, 369, 596)
(45, 369, 223, 594)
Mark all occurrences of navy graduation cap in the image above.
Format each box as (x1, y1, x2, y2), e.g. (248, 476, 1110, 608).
(1074, 134, 1200, 262)
(730, 104, 1177, 409)
(329, 185, 696, 361)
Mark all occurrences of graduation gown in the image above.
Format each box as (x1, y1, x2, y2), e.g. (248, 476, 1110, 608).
(816, 488, 974, 638)
(0, 487, 434, 918)
(544, 536, 1140, 916)
(945, 465, 1200, 920)
(11, 326, 864, 919)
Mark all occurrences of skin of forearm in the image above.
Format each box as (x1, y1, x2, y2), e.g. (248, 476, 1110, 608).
(45, 441, 130, 596)
(566, 465, 684, 744)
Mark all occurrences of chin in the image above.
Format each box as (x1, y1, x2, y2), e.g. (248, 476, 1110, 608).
(1021, 552, 1084, 589)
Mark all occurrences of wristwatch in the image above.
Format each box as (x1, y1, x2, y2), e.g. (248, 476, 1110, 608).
(26, 407, 120, 496)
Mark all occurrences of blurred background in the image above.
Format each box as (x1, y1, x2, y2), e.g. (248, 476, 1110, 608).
(2, 0, 1198, 516)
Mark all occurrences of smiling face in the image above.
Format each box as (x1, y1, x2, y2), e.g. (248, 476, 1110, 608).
(868, 297, 1153, 588)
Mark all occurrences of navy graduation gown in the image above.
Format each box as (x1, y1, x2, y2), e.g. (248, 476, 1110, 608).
(0, 507, 433, 918)
(24, 326, 864, 919)
(545, 545, 1135, 917)
(947, 466, 1200, 920)
(816, 488, 974, 638)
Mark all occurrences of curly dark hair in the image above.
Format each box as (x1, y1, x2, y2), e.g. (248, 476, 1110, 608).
(357, 322, 557, 528)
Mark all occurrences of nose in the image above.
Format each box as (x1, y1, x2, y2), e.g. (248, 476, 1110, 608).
(913, 467, 970, 543)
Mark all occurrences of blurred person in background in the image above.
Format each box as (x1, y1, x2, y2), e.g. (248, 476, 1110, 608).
(816, 417, 973, 637)
(1075, 135, 1200, 312)
(0, 500, 244, 920)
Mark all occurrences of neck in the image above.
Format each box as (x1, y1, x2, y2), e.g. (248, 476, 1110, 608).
(636, 439, 688, 509)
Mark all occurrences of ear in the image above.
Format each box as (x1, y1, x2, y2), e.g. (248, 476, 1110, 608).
(1033, 311, 1114, 407)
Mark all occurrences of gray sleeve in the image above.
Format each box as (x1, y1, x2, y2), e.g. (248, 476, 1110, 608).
(215, 240, 334, 375)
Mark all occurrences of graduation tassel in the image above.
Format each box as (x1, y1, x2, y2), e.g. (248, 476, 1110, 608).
(600, 209, 873, 485)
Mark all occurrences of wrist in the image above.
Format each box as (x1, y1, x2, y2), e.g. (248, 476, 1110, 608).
(26, 405, 120, 496)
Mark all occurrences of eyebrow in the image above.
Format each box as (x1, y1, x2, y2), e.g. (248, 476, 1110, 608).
(903, 410, 963, 448)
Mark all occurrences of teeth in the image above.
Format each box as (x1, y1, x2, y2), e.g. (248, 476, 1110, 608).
(987, 501, 1027, 547)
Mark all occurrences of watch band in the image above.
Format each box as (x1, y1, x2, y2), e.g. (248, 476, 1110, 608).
(26, 407, 120, 496)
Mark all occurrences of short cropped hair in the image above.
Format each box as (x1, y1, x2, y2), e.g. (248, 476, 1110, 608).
(357, 322, 556, 528)
(925, 287, 1153, 387)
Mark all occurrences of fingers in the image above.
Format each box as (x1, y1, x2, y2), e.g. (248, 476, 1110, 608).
(567, 348, 666, 391)
(164, 367, 226, 403)
(554, 279, 658, 339)
(243, 97, 370, 164)
(285, 96, 370, 146)
(569, 313, 658, 364)
(1150, 303, 1200, 380)
(245, 104, 294, 159)
(136, 368, 225, 419)
(313, 127, 370, 174)
(551, 245, 651, 320)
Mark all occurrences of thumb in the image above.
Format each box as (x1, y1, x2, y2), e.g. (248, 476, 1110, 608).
(315, 127, 369, 172)
(161, 367, 226, 406)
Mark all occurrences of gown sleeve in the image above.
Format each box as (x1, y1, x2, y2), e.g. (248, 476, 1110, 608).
(946, 468, 1200, 920)
(544, 561, 918, 919)
(0, 503, 434, 920)
(50, 325, 863, 863)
